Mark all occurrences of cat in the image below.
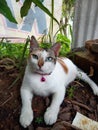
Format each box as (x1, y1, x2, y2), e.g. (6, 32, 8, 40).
(19, 36, 98, 128)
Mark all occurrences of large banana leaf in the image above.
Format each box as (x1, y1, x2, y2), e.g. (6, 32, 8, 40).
(0, 0, 17, 23)
(21, 0, 59, 25)
(20, 0, 32, 18)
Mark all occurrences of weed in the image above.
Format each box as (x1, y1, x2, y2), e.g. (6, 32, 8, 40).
(0, 41, 29, 65)
(67, 86, 75, 99)
(35, 117, 44, 124)
(56, 33, 71, 56)
(39, 42, 52, 49)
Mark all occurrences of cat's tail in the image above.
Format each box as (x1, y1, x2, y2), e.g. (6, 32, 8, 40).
(77, 69, 98, 96)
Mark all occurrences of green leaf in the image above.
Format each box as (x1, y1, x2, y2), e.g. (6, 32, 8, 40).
(16, 0, 20, 2)
(0, 0, 17, 23)
(32, 0, 59, 25)
(38, 0, 44, 3)
(20, 0, 32, 17)
(21, 0, 59, 25)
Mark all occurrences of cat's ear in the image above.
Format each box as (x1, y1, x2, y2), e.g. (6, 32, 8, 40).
(30, 36, 39, 51)
(51, 42, 61, 57)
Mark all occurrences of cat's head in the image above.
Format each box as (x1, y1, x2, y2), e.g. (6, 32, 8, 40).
(28, 36, 61, 75)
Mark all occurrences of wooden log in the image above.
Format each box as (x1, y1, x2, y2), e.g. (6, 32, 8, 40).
(69, 48, 98, 83)
(85, 39, 98, 53)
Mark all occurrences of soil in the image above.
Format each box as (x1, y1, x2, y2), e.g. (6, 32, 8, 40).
(0, 60, 98, 130)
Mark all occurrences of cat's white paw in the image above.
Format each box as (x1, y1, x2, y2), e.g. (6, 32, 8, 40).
(44, 107, 58, 125)
(19, 109, 33, 128)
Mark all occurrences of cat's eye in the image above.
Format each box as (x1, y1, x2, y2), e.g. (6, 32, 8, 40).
(46, 57, 53, 62)
(32, 54, 38, 59)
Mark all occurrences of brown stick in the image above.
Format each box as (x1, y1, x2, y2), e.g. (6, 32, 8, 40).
(0, 92, 13, 106)
(65, 99, 93, 112)
(73, 81, 84, 87)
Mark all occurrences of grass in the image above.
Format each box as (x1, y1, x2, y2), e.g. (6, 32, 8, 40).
(0, 39, 30, 69)
(67, 86, 75, 99)
(35, 117, 44, 124)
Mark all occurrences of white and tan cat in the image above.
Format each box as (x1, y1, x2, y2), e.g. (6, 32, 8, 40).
(20, 36, 98, 128)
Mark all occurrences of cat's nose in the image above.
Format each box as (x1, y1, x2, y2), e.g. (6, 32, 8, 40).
(38, 59, 44, 68)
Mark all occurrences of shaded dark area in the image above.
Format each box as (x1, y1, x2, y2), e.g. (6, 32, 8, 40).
(0, 62, 98, 130)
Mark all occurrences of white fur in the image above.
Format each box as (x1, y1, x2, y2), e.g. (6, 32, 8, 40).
(20, 58, 98, 128)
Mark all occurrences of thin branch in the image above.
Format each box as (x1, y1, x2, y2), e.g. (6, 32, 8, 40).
(65, 99, 93, 112)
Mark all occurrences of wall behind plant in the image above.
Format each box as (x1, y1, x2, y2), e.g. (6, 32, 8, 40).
(0, 0, 62, 42)
(73, 0, 98, 48)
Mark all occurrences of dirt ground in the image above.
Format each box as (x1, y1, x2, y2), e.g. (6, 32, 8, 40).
(0, 63, 98, 130)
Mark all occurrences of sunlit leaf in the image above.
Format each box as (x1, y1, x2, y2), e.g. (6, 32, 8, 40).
(0, 0, 17, 23)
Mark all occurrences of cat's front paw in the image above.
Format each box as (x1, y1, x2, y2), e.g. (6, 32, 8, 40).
(19, 109, 33, 128)
(44, 107, 58, 125)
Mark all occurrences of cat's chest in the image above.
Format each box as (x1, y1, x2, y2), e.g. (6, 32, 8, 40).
(28, 74, 55, 95)
(31, 75, 50, 86)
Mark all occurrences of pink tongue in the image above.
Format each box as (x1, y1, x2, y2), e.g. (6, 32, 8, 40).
(41, 76, 46, 82)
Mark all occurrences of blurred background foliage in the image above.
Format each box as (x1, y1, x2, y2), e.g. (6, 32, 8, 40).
(0, 0, 76, 63)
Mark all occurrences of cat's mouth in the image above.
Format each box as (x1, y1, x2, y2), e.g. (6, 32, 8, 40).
(34, 68, 44, 74)
(36, 70, 44, 74)
(35, 69, 51, 75)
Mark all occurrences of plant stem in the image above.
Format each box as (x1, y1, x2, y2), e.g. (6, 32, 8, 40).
(48, 0, 54, 43)
(51, 0, 54, 42)
(18, 37, 30, 70)
(8, 37, 30, 89)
